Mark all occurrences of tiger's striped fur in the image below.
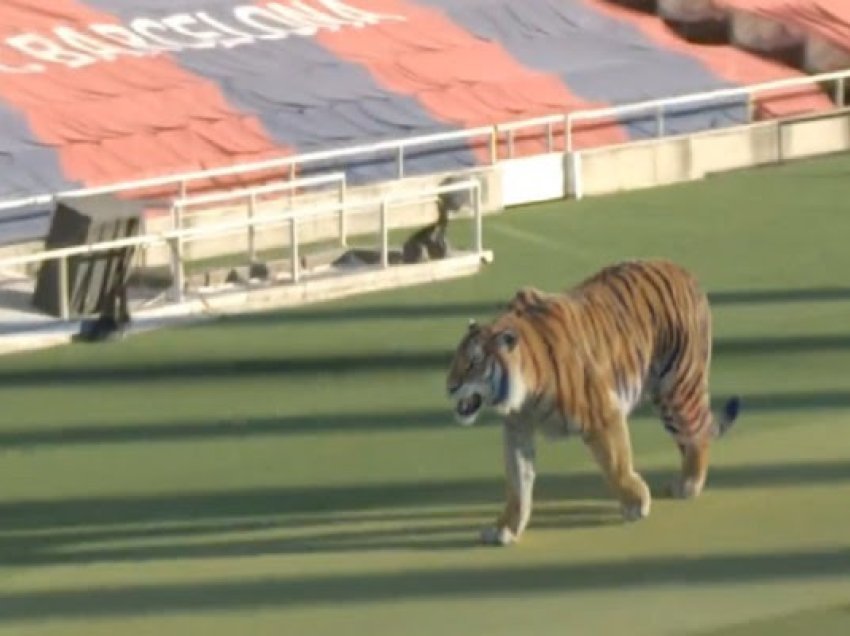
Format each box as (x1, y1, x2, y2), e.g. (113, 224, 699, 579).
(446, 259, 740, 546)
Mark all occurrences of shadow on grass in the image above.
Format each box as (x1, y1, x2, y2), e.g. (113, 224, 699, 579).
(1, 329, 850, 388)
(708, 287, 850, 305)
(212, 300, 504, 326)
(715, 334, 850, 355)
(0, 460, 850, 539)
(1, 450, 848, 574)
(693, 602, 850, 636)
(0, 409, 453, 448)
(728, 390, 850, 411)
(0, 547, 847, 622)
(0, 504, 620, 567)
(2, 386, 849, 448)
(0, 351, 454, 387)
(204, 286, 850, 328)
(0, 474, 598, 533)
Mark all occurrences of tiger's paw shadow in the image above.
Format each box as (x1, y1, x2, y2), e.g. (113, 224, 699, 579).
(4, 503, 626, 567)
(528, 503, 622, 532)
(286, 502, 621, 553)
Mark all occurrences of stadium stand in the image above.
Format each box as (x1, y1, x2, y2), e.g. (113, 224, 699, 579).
(590, 0, 832, 117)
(0, 0, 841, 244)
(716, 1, 850, 72)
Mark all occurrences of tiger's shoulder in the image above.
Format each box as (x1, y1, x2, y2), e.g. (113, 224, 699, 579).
(501, 259, 701, 324)
(576, 259, 701, 293)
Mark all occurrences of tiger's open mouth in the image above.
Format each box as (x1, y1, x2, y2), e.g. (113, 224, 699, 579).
(455, 393, 483, 422)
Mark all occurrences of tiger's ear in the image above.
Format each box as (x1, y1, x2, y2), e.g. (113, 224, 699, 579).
(467, 319, 478, 331)
(495, 328, 518, 351)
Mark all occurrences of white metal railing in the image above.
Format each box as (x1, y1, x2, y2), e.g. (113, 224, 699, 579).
(169, 172, 346, 266)
(496, 69, 850, 152)
(171, 172, 345, 209)
(0, 127, 492, 214)
(564, 68, 849, 151)
(0, 69, 846, 220)
(0, 179, 482, 320)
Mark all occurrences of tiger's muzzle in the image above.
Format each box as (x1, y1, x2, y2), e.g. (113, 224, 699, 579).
(448, 382, 485, 426)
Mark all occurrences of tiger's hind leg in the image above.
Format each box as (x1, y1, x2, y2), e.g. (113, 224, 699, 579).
(584, 410, 651, 522)
(655, 379, 714, 499)
(671, 437, 711, 499)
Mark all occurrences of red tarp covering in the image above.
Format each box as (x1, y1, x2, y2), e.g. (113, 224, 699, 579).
(317, 0, 630, 159)
(0, 0, 290, 195)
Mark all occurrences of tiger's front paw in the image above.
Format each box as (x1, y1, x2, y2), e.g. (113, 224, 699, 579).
(621, 499, 651, 522)
(620, 475, 651, 522)
(480, 525, 516, 546)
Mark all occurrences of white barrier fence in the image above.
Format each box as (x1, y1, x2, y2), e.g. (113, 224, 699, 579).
(170, 171, 347, 266)
(0, 69, 847, 218)
(0, 179, 482, 320)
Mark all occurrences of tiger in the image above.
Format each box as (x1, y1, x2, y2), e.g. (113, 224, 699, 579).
(445, 259, 740, 546)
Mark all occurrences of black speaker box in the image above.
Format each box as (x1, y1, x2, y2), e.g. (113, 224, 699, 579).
(33, 195, 145, 318)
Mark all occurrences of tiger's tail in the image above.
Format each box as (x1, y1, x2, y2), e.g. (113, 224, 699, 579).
(711, 396, 741, 439)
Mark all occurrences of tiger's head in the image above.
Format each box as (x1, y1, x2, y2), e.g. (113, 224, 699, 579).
(446, 319, 527, 425)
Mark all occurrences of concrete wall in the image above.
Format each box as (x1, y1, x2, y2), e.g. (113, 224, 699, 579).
(780, 112, 850, 159)
(566, 109, 850, 198)
(658, 0, 724, 23)
(730, 11, 803, 52)
(805, 35, 850, 74)
(500, 153, 564, 207)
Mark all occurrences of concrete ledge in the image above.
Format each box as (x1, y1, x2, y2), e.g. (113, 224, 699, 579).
(193, 250, 494, 316)
(805, 35, 850, 74)
(730, 10, 804, 54)
(0, 250, 493, 356)
(658, 0, 728, 43)
(658, 0, 724, 22)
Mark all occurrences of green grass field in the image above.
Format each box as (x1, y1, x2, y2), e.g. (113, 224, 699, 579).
(1, 153, 850, 635)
